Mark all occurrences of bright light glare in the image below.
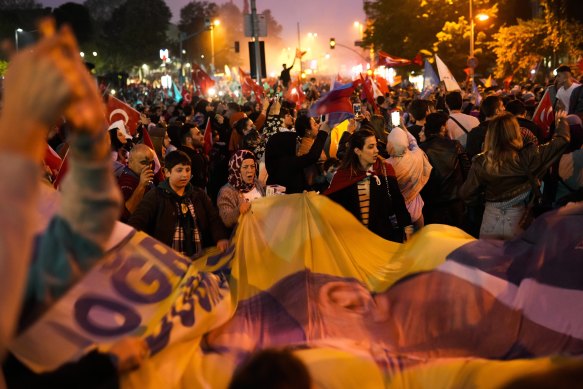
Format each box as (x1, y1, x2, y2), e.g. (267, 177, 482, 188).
(80, 52, 85, 57)
(530, 69, 536, 75)
(92, 51, 97, 57)
(476, 13, 489, 22)
(207, 87, 217, 97)
(111, 89, 116, 95)
(213, 19, 220, 26)
(16, 28, 23, 32)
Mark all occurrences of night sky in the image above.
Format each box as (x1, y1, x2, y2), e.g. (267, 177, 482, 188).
(39, 0, 367, 49)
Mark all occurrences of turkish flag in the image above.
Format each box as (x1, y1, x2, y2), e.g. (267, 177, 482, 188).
(192, 64, 215, 97)
(377, 50, 411, 67)
(360, 74, 379, 114)
(141, 127, 165, 183)
(52, 149, 69, 189)
(239, 67, 264, 98)
(43, 144, 63, 181)
(105, 95, 141, 136)
(375, 76, 389, 96)
(284, 77, 306, 108)
(412, 53, 423, 67)
(533, 88, 554, 140)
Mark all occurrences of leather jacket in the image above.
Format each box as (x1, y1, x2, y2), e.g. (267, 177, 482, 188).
(459, 130, 569, 204)
(420, 135, 470, 205)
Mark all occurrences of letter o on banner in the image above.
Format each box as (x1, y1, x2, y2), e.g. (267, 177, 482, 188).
(74, 295, 141, 337)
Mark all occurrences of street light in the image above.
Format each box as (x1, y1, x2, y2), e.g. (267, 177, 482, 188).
(210, 19, 220, 73)
(354, 21, 364, 39)
(14, 28, 24, 52)
(469, 0, 490, 81)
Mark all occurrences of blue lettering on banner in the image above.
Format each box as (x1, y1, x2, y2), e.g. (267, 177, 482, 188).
(145, 316, 173, 355)
(144, 272, 229, 356)
(74, 295, 141, 337)
(139, 235, 191, 277)
(111, 254, 173, 304)
(206, 243, 235, 267)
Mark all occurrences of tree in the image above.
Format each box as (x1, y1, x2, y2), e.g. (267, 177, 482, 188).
(178, 1, 218, 68)
(488, 18, 552, 80)
(0, 0, 47, 51)
(488, 6, 583, 80)
(364, 0, 506, 72)
(0, 0, 40, 9)
(215, 1, 244, 69)
(53, 2, 93, 44)
(100, 0, 172, 71)
(83, 0, 125, 23)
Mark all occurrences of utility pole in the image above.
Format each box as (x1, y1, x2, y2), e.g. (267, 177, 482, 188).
(250, 0, 262, 82)
(297, 22, 302, 75)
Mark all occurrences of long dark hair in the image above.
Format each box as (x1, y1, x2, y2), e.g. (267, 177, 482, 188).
(340, 128, 376, 173)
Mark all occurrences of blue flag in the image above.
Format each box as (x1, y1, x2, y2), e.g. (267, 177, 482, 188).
(472, 79, 482, 107)
(420, 60, 439, 98)
(170, 80, 182, 104)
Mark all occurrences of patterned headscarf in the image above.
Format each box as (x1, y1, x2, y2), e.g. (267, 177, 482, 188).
(228, 149, 257, 193)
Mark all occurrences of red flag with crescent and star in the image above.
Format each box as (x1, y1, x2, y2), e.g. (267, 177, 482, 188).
(105, 95, 141, 136)
(192, 64, 215, 97)
(533, 88, 554, 140)
(239, 67, 264, 98)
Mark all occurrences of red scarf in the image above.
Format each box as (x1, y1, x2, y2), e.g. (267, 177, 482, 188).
(324, 157, 396, 195)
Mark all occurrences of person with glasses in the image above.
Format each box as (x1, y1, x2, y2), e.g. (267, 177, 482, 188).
(117, 144, 156, 222)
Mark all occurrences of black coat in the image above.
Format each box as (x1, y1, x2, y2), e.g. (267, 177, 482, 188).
(265, 130, 327, 194)
(129, 183, 228, 250)
(326, 174, 410, 243)
(420, 135, 470, 206)
(177, 145, 209, 190)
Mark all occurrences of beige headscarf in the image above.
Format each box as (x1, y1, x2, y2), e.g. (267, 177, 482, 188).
(386, 128, 432, 203)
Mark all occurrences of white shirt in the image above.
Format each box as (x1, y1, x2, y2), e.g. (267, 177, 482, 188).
(243, 186, 263, 202)
(556, 82, 581, 110)
(446, 112, 480, 149)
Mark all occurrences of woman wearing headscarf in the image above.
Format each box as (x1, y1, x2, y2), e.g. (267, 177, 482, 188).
(324, 129, 411, 242)
(217, 150, 265, 228)
(386, 126, 432, 230)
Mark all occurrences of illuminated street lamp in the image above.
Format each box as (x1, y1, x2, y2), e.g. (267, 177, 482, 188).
(210, 19, 220, 72)
(469, 0, 490, 80)
(354, 21, 364, 39)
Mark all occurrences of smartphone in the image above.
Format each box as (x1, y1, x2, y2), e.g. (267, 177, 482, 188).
(320, 114, 327, 122)
(391, 111, 401, 127)
(353, 103, 362, 115)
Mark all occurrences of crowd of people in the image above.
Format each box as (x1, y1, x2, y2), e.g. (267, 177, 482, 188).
(1, 17, 583, 389)
(85, 65, 581, 247)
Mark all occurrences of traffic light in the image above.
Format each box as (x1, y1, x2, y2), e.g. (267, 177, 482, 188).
(204, 17, 211, 29)
(329, 38, 336, 49)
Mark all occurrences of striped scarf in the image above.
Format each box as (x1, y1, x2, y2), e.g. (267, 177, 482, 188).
(172, 198, 202, 258)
